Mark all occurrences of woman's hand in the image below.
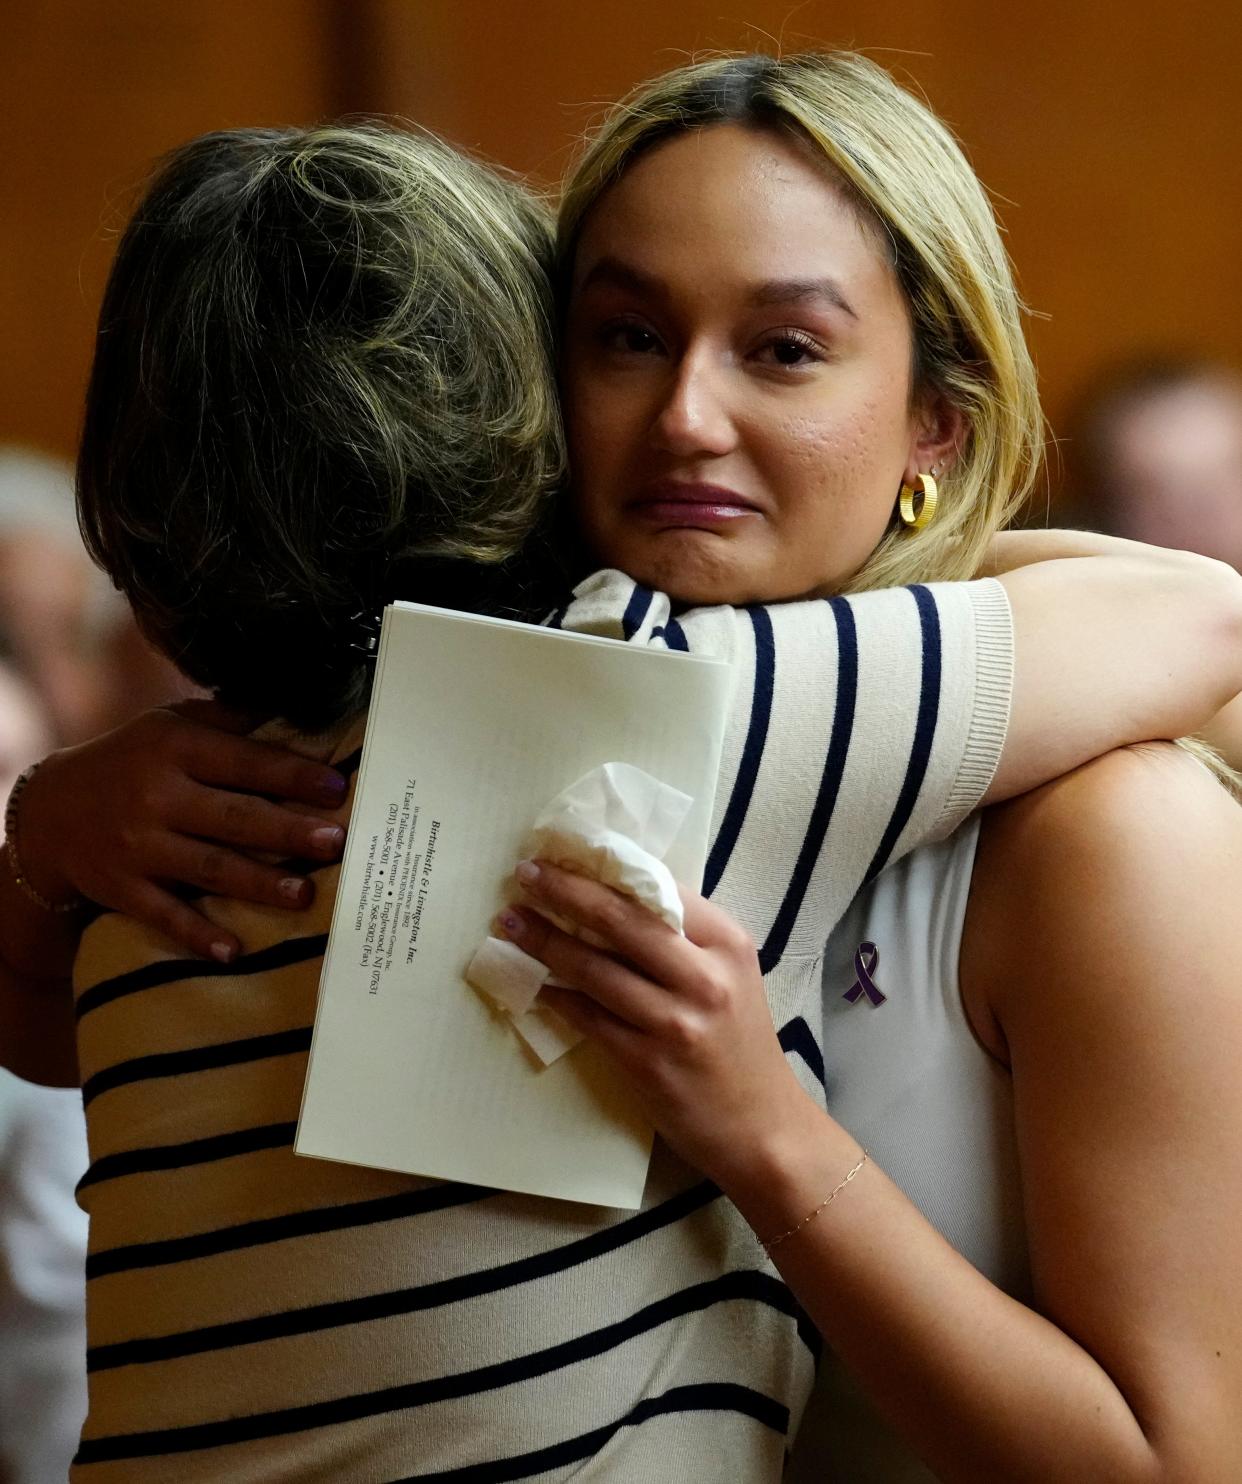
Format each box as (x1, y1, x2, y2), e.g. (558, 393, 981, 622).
(18, 702, 349, 962)
(500, 860, 815, 1186)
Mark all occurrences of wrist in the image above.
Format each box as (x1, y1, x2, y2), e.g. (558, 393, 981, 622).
(708, 1087, 853, 1214)
(5, 754, 80, 907)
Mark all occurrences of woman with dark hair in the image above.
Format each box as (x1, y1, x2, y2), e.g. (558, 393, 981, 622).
(1, 71, 1240, 1478)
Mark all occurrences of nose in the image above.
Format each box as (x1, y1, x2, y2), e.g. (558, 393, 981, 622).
(650, 350, 737, 460)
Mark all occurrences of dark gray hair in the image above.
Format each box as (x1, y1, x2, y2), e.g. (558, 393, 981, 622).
(77, 124, 566, 729)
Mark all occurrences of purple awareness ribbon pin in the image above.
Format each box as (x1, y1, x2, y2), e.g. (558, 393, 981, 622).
(843, 940, 886, 1006)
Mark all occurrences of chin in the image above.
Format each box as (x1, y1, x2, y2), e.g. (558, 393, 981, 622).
(615, 538, 774, 609)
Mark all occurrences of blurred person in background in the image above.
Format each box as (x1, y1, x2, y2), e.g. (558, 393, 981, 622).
(0, 273, 195, 1484)
(1068, 358, 1242, 765)
(0, 448, 197, 747)
(0, 646, 52, 810)
(0, 450, 106, 746)
(0, 635, 88, 1484)
(0, 1065, 90, 1484)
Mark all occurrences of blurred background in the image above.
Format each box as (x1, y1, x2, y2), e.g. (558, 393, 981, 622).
(0, 3, 1238, 1478)
(5, 1, 1241, 480)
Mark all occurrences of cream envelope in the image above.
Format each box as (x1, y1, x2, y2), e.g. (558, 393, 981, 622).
(295, 600, 730, 1208)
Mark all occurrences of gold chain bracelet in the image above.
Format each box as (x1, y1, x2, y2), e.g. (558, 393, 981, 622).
(761, 1150, 869, 1254)
(4, 763, 83, 915)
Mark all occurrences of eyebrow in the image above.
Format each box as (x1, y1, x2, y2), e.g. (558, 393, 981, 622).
(576, 257, 662, 298)
(749, 277, 858, 319)
(576, 257, 858, 320)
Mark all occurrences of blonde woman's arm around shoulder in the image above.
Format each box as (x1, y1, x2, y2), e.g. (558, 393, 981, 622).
(983, 529, 1242, 801)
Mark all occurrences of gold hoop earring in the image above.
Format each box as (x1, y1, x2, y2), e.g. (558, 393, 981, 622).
(899, 472, 938, 531)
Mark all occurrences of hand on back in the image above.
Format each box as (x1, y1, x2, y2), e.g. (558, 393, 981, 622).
(21, 701, 347, 962)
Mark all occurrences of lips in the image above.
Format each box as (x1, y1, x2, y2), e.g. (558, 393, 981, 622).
(629, 481, 760, 528)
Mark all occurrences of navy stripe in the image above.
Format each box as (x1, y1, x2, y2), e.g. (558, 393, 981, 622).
(77, 1121, 296, 1194)
(662, 616, 689, 651)
(86, 1180, 722, 1372)
(75, 933, 327, 1022)
(386, 1382, 788, 1482)
(72, 1269, 796, 1462)
(777, 1016, 826, 1090)
(87, 1183, 493, 1282)
(862, 585, 942, 885)
(703, 606, 774, 898)
(620, 583, 654, 639)
(81, 1026, 313, 1109)
(758, 598, 858, 972)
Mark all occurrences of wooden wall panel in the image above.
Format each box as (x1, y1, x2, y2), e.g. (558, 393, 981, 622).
(3, 1, 1239, 479)
(0, 0, 333, 459)
(372, 0, 1242, 448)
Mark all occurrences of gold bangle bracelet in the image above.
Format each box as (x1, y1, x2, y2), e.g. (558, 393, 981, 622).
(761, 1150, 869, 1254)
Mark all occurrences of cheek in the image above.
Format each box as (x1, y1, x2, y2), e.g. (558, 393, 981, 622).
(778, 398, 908, 516)
(564, 370, 630, 490)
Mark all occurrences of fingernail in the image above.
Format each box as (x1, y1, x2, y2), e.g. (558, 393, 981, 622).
(515, 860, 540, 886)
(319, 772, 348, 799)
(310, 825, 345, 853)
(497, 908, 525, 939)
(279, 877, 309, 903)
(210, 941, 235, 964)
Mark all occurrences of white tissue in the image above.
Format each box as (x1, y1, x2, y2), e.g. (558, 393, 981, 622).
(527, 762, 690, 934)
(465, 762, 693, 1066)
(466, 936, 548, 1017)
(511, 1001, 583, 1064)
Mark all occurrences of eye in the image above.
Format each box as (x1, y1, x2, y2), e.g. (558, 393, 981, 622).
(754, 330, 826, 369)
(597, 318, 663, 357)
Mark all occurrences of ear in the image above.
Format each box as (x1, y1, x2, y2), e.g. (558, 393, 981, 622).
(903, 391, 966, 486)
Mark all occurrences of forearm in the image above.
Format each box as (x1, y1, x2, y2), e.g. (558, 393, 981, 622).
(982, 526, 1176, 573)
(724, 1109, 1162, 1483)
(0, 846, 83, 1086)
(0, 755, 88, 1084)
(0, 851, 82, 979)
(985, 545, 1242, 802)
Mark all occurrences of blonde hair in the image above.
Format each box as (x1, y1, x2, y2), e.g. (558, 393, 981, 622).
(558, 51, 1044, 593)
(559, 54, 1241, 795)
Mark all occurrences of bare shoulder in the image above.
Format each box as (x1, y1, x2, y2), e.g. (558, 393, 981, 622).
(963, 744, 1242, 1056)
(963, 747, 1242, 1462)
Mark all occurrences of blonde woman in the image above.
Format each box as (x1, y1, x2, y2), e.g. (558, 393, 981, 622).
(495, 52, 1242, 1480)
(2, 71, 1239, 1477)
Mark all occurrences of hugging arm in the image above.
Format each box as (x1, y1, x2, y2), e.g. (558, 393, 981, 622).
(0, 864, 82, 1087)
(0, 703, 349, 1084)
(8, 532, 1241, 971)
(610, 528, 1242, 962)
(512, 748, 1242, 1480)
(984, 529, 1242, 801)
